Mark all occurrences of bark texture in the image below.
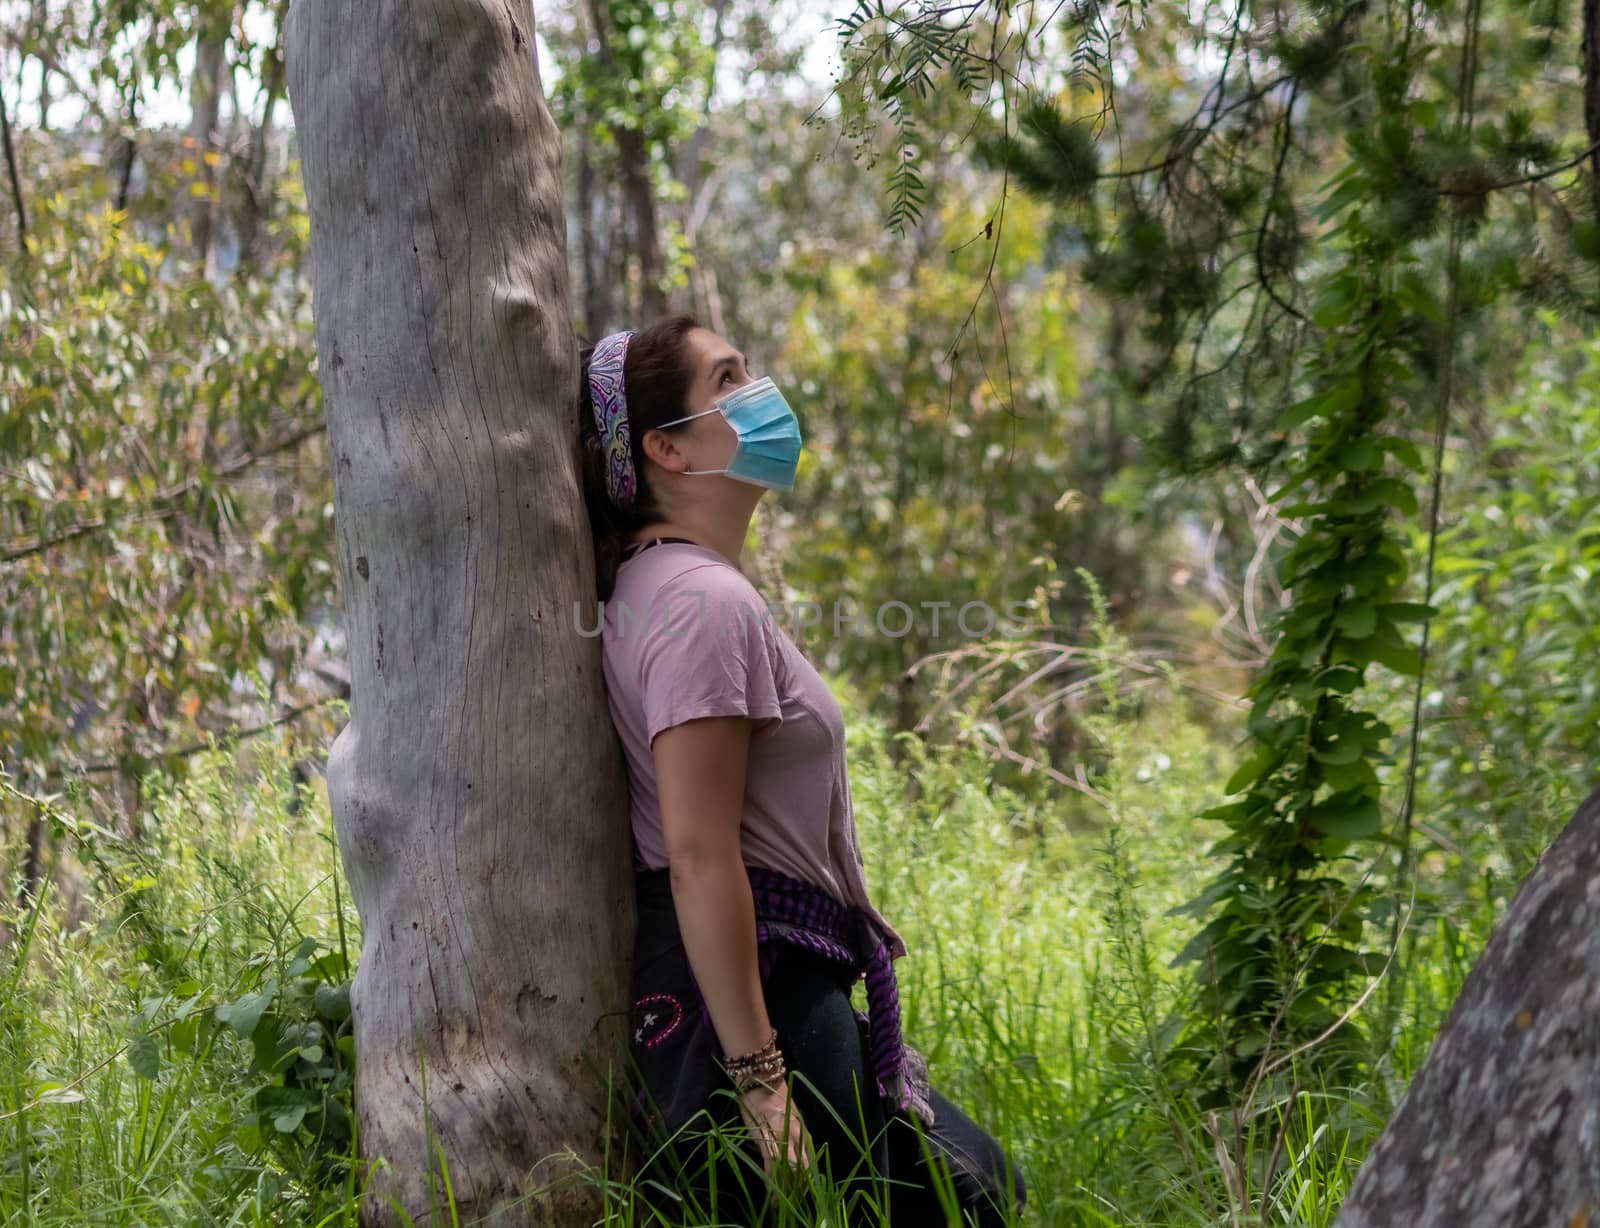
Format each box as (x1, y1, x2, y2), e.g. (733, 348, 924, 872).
(581, 0, 666, 320)
(1336, 783, 1600, 1228)
(1586, 0, 1600, 205)
(185, 33, 225, 268)
(284, 3, 633, 1222)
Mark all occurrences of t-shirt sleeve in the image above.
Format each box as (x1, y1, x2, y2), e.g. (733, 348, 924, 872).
(637, 565, 785, 745)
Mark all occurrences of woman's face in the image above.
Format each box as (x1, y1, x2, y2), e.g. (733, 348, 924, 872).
(683, 327, 755, 413)
(658, 328, 756, 472)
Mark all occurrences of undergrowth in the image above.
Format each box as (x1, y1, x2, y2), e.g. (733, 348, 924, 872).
(0, 652, 1509, 1224)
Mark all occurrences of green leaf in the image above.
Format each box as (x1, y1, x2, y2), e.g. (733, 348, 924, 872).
(1368, 635, 1423, 676)
(1371, 477, 1420, 517)
(1378, 601, 1438, 623)
(128, 1033, 162, 1080)
(1381, 435, 1426, 472)
(1311, 737, 1365, 766)
(1224, 747, 1278, 795)
(1279, 379, 1361, 430)
(171, 1016, 200, 1055)
(236, 1117, 264, 1155)
(287, 936, 319, 979)
(1336, 601, 1377, 638)
(1305, 794, 1382, 839)
(273, 1104, 309, 1134)
(216, 990, 272, 1040)
(1315, 175, 1369, 223)
(1320, 757, 1379, 792)
(1335, 438, 1379, 472)
(1318, 665, 1364, 694)
(314, 983, 352, 1023)
(1435, 555, 1493, 574)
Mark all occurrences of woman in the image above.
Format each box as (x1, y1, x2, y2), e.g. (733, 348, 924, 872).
(579, 312, 1026, 1225)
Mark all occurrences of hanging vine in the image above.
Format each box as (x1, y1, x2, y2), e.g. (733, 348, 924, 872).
(1175, 0, 1488, 1090)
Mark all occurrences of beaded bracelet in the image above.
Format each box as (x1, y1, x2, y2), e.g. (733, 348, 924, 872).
(724, 1028, 787, 1094)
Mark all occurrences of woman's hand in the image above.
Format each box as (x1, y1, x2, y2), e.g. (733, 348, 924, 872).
(737, 1079, 813, 1189)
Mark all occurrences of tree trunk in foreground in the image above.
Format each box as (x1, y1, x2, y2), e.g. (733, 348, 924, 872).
(285, 4, 633, 1222)
(1336, 783, 1600, 1228)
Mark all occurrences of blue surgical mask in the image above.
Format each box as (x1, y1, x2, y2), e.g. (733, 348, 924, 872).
(657, 376, 803, 491)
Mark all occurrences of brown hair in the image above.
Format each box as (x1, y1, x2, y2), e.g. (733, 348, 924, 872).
(578, 311, 703, 600)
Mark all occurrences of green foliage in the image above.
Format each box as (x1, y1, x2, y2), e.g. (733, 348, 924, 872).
(772, 190, 1076, 728)
(0, 648, 1541, 1226)
(10, 0, 242, 104)
(827, 1, 1117, 234)
(208, 933, 355, 1185)
(550, 0, 714, 148)
(9, 0, 1600, 1221)
(830, 2, 997, 236)
(545, 0, 717, 305)
(0, 714, 359, 1220)
(834, 0, 1600, 1101)
(1421, 320, 1600, 877)
(975, 96, 1100, 207)
(1169, 46, 1463, 1088)
(0, 139, 331, 818)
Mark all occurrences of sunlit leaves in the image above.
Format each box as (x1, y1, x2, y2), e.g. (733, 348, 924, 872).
(0, 149, 330, 797)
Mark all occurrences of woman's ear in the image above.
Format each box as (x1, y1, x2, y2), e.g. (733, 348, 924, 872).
(639, 427, 689, 475)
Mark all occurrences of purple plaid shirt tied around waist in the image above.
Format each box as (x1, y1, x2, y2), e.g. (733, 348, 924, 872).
(627, 864, 935, 1132)
(745, 866, 933, 1125)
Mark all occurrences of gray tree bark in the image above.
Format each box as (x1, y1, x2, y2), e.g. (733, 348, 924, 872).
(1336, 783, 1600, 1228)
(186, 32, 226, 269)
(1585, 0, 1600, 209)
(580, 0, 666, 321)
(284, 2, 633, 1222)
(236, 0, 289, 273)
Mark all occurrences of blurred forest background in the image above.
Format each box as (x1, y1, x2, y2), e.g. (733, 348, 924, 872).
(1, 0, 1598, 1222)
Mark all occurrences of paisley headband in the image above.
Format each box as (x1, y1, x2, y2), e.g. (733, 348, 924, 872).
(588, 329, 636, 509)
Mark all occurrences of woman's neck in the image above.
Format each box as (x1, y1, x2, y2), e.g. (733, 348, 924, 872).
(631, 514, 749, 569)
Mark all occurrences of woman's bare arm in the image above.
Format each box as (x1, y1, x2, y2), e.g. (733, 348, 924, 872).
(653, 714, 810, 1175)
(652, 714, 772, 1057)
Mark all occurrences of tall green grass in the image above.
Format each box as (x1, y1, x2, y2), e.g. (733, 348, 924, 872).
(0, 666, 1503, 1225)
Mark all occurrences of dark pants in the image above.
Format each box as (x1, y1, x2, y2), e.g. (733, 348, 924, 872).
(635, 946, 1026, 1226)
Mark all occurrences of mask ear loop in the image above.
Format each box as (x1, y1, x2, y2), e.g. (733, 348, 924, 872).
(654, 405, 724, 430)
(653, 404, 734, 477)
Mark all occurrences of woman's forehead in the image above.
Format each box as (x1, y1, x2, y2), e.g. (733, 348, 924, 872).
(687, 327, 741, 371)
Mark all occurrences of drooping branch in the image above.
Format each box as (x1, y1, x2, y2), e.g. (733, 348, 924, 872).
(1, 421, 325, 563)
(68, 692, 346, 776)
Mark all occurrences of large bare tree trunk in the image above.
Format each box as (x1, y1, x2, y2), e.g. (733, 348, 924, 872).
(285, 3, 633, 1222)
(1336, 783, 1600, 1228)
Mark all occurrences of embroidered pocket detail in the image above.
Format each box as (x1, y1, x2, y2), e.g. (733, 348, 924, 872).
(631, 992, 685, 1049)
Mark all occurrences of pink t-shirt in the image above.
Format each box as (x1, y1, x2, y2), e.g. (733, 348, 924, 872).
(600, 541, 905, 957)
